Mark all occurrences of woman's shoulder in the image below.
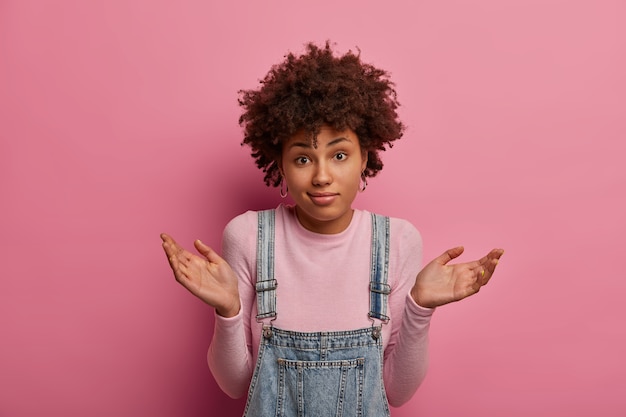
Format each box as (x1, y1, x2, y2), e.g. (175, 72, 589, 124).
(224, 209, 257, 228)
(392, 217, 422, 249)
(364, 209, 420, 232)
(222, 210, 259, 244)
(365, 210, 422, 245)
(223, 205, 285, 239)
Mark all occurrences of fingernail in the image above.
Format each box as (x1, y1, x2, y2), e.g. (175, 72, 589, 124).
(481, 270, 485, 277)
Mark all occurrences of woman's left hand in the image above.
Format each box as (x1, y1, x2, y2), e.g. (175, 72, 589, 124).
(410, 246, 504, 309)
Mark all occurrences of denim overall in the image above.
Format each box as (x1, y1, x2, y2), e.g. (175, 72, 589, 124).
(243, 209, 392, 417)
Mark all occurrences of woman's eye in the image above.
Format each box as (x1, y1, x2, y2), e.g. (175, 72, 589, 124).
(335, 152, 347, 161)
(296, 156, 309, 165)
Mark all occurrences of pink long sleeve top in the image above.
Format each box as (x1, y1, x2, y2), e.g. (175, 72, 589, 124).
(207, 204, 433, 407)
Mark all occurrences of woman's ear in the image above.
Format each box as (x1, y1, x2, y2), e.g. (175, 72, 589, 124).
(361, 149, 369, 172)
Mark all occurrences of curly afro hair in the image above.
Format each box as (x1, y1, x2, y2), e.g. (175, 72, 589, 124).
(238, 41, 405, 187)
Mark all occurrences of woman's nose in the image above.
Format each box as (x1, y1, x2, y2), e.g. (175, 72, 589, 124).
(312, 162, 332, 186)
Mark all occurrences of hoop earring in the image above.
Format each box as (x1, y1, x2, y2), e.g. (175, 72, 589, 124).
(359, 174, 368, 192)
(280, 179, 288, 198)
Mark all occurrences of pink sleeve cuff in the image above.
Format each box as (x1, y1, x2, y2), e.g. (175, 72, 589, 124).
(405, 293, 435, 319)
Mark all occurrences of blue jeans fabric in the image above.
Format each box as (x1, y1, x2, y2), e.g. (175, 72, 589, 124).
(244, 210, 391, 417)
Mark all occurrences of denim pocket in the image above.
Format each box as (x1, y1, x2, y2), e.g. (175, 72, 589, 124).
(276, 357, 365, 417)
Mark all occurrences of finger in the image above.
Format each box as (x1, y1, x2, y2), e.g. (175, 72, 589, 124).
(477, 256, 501, 286)
(163, 242, 179, 267)
(163, 239, 194, 264)
(483, 250, 503, 273)
(161, 234, 195, 261)
(161, 235, 183, 255)
(162, 239, 192, 276)
(471, 249, 503, 273)
(164, 245, 191, 268)
(480, 248, 505, 264)
(161, 241, 178, 259)
(436, 246, 464, 265)
(176, 258, 190, 276)
(160, 233, 179, 246)
(194, 240, 223, 264)
(478, 267, 489, 286)
(167, 253, 186, 281)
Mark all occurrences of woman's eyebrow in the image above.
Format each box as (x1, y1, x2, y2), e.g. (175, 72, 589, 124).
(288, 141, 311, 149)
(326, 137, 349, 147)
(287, 137, 350, 150)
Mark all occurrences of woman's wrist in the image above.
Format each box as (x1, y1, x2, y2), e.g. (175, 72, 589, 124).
(410, 286, 435, 309)
(215, 298, 241, 318)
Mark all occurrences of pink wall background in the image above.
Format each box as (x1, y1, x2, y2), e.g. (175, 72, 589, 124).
(1, 1, 624, 416)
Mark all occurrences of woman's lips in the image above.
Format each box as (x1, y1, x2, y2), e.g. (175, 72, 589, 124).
(308, 193, 338, 206)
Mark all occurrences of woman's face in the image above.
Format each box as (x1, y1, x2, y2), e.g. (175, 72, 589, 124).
(280, 126, 367, 234)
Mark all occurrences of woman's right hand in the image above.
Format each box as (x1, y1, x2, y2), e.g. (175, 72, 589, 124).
(161, 233, 240, 317)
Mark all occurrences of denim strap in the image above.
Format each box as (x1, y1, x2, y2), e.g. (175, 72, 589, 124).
(255, 210, 390, 324)
(256, 209, 277, 321)
(368, 213, 391, 324)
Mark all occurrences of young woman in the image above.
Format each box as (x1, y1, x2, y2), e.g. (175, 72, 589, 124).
(161, 42, 504, 416)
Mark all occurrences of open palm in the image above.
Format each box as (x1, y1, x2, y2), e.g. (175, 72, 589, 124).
(161, 233, 240, 317)
(411, 246, 504, 309)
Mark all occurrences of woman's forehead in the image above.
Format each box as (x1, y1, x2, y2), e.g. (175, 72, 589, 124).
(284, 126, 359, 148)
